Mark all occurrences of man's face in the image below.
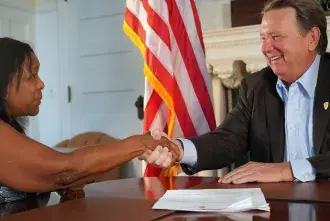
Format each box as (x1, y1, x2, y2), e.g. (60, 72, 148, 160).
(261, 8, 314, 83)
(6, 53, 45, 117)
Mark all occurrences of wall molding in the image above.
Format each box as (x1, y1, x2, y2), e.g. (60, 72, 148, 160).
(0, 0, 57, 13)
(35, 1, 57, 13)
(204, 24, 260, 38)
(0, 2, 33, 13)
(205, 38, 261, 49)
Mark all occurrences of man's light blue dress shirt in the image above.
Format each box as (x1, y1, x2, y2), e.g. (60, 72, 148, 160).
(179, 55, 320, 182)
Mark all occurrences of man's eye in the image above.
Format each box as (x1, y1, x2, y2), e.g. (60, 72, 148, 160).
(272, 35, 279, 40)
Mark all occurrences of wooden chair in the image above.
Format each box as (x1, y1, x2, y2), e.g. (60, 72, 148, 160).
(55, 132, 121, 182)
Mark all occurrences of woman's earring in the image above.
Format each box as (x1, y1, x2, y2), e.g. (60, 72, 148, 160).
(4, 94, 8, 100)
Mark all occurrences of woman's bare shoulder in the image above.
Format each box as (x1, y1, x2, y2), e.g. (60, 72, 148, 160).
(0, 120, 59, 154)
(0, 120, 24, 137)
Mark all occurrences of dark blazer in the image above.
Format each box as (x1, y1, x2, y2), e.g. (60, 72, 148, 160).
(183, 53, 330, 180)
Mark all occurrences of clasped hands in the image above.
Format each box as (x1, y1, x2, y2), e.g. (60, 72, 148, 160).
(138, 130, 183, 168)
(138, 130, 294, 184)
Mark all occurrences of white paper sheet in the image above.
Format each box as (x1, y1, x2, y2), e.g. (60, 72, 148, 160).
(152, 188, 270, 212)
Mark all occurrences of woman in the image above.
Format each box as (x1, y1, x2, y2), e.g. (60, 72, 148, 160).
(0, 37, 178, 203)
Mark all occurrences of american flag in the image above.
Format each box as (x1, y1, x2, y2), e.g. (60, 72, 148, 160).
(123, 0, 216, 177)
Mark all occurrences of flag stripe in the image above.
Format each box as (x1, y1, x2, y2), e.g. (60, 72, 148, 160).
(127, 1, 174, 76)
(124, 4, 176, 135)
(172, 79, 198, 136)
(190, 0, 205, 54)
(148, 0, 170, 26)
(175, 0, 213, 97)
(143, 63, 176, 136)
(170, 36, 211, 135)
(144, 78, 153, 109)
(146, 49, 196, 136)
(144, 91, 163, 131)
(142, 0, 171, 49)
(145, 49, 173, 94)
(167, 0, 216, 130)
(148, 102, 167, 131)
(177, 0, 212, 99)
(123, 8, 146, 54)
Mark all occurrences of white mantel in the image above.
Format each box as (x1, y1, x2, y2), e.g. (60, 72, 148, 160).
(203, 16, 330, 78)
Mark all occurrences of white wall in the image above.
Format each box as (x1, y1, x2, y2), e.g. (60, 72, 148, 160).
(34, 2, 62, 146)
(196, 0, 231, 30)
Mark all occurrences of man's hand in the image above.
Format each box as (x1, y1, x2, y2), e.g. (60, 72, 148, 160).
(218, 162, 294, 184)
(137, 131, 181, 159)
(138, 130, 183, 169)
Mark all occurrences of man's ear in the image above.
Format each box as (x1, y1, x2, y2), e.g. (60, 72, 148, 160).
(308, 27, 321, 52)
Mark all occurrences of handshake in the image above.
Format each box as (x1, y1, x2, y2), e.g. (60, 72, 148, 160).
(134, 130, 295, 184)
(136, 130, 183, 168)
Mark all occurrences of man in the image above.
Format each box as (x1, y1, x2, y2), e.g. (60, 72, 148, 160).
(140, 0, 330, 184)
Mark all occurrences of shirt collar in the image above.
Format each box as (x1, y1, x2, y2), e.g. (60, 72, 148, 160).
(276, 55, 320, 99)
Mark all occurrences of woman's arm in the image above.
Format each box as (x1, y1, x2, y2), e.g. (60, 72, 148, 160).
(0, 121, 177, 192)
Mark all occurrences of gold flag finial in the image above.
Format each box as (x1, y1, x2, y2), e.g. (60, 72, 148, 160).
(324, 102, 329, 110)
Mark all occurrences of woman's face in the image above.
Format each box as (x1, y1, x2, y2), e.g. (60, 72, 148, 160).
(6, 53, 45, 117)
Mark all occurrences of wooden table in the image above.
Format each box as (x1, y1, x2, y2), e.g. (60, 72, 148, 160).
(1, 177, 330, 220)
(192, 181, 330, 203)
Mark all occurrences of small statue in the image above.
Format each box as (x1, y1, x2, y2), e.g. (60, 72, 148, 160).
(221, 60, 250, 89)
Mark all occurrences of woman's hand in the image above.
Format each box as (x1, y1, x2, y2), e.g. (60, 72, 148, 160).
(133, 132, 181, 159)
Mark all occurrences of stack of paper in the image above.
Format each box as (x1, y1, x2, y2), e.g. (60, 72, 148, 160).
(152, 188, 270, 212)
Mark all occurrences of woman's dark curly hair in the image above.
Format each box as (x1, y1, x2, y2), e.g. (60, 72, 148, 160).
(0, 38, 35, 133)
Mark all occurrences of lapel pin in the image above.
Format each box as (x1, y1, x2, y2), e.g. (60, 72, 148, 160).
(324, 102, 329, 110)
